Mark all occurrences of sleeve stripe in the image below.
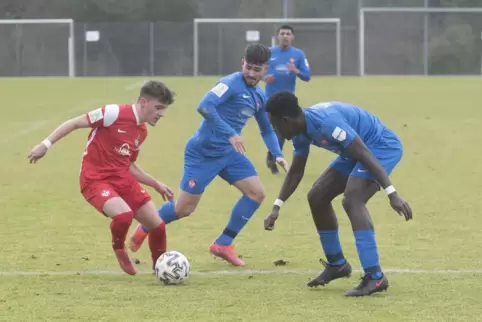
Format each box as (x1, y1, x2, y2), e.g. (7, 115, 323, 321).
(103, 104, 120, 127)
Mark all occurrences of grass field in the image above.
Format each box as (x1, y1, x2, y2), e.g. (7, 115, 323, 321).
(1, 76, 482, 321)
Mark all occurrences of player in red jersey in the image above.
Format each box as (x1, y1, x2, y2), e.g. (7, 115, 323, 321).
(28, 81, 176, 275)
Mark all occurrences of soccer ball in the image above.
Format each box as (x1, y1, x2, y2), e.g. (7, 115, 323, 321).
(154, 251, 190, 285)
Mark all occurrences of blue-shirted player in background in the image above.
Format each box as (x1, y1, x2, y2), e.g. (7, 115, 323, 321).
(263, 91, 412, 296)
(264, 25, 311, 174)
(129, 44, 289, 266)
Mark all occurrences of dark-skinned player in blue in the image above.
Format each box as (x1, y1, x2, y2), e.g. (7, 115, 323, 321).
(264, 25, 311, 174)
(263, 91, 413, 296)
(129, 44, 289, 266)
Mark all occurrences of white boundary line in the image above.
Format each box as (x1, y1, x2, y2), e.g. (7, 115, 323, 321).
(1, 268, 481, 277)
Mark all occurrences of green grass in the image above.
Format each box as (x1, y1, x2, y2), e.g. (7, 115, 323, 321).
(0, 76, 481, 321)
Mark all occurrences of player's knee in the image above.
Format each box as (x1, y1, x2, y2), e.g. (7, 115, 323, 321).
(245, 188, 266, 203)
(341, 192, 364, 213)
(307, 187, 320, 206)
(307, 186, 332, 207)
(175, 202, 196, 218)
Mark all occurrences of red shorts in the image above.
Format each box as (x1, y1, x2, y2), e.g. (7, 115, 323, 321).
(81, 178, 151, 215)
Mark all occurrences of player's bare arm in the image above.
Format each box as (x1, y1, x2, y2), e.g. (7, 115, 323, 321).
(129, 162, 174, 201)
(28, 115, 91, 164)
(345, 136, 412, 221)
(264, 155, 308, 230)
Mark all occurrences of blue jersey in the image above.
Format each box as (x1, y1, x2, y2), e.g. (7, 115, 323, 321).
(192, 72, 282, 158)
(293, 102, 393, 158)
(265, 45, 311, 98)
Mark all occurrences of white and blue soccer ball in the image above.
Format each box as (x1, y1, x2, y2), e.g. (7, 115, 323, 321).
(154, 251, 190, 285)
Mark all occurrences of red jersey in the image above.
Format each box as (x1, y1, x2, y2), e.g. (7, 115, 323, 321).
(80, 104, 147, 188)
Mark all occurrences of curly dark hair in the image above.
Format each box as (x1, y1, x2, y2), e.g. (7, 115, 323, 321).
(265, 91, 303, 118)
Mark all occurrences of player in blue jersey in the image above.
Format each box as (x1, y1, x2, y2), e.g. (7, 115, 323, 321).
(129, 44, 289, 266)
(264, 25, 311, 174)
(263, 91, 412, 296)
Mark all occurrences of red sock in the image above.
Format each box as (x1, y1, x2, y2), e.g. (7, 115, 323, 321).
(148, 222, 167, 268)
(110, 211, 134, 250)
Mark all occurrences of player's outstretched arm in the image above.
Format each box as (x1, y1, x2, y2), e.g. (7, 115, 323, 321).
(28, 115, 90, 164)
(264, 155, 308, 230)
(254, 108, 289, 172)
(129, 163, 174, 201)
(346, 136, 413, 221)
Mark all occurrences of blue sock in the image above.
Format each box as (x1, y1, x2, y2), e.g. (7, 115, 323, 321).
(354, 230, 383, 279)
(141, 201, 178, 233)
(215, 196, 260, 246)
(318, 230, 346, 266)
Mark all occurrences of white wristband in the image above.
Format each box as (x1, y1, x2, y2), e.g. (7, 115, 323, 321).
(42, 139, 52, 149)
(274, 199, 284, 207)
(384, 185, 396, 195)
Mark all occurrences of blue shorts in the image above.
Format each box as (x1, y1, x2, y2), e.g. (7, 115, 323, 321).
(330, 128, 403, 182)
(180, 141, 257, 195)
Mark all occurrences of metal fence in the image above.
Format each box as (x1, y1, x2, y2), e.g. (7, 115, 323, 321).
(0, 4, 481, 77)
(0, 20, 352, 77)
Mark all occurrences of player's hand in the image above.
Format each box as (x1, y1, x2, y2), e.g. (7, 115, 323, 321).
(287, 63, 299, 74)
(264, 74, 275, 84)
(229, 135, 246, 154)
(264, 208, 280, 231)
(275, 157, 289, 173)
(28, 143, 48, 164)
(388, 192, 412, 221)
(154, 181, 174, 201)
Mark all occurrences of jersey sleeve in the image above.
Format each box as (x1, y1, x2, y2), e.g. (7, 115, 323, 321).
(320, 116, 358, 148)
(86, 104, 120, 128)
(203, 81, 233, 105)
(197, 80, 237, 138)
(292, 134, 311, 157)
(296, 50, 311, 81)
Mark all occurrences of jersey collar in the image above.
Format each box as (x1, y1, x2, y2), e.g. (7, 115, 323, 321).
(131, 103, 141, 125)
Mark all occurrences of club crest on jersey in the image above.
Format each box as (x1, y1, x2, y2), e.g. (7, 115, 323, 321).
(115, 143, 131, 156)
(321, 136, 328, 145)
(290, 58, 295, 63)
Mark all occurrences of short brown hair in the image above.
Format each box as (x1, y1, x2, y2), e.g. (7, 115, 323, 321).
(139, 80, 176, 105)
(244, 43, 271, 65)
